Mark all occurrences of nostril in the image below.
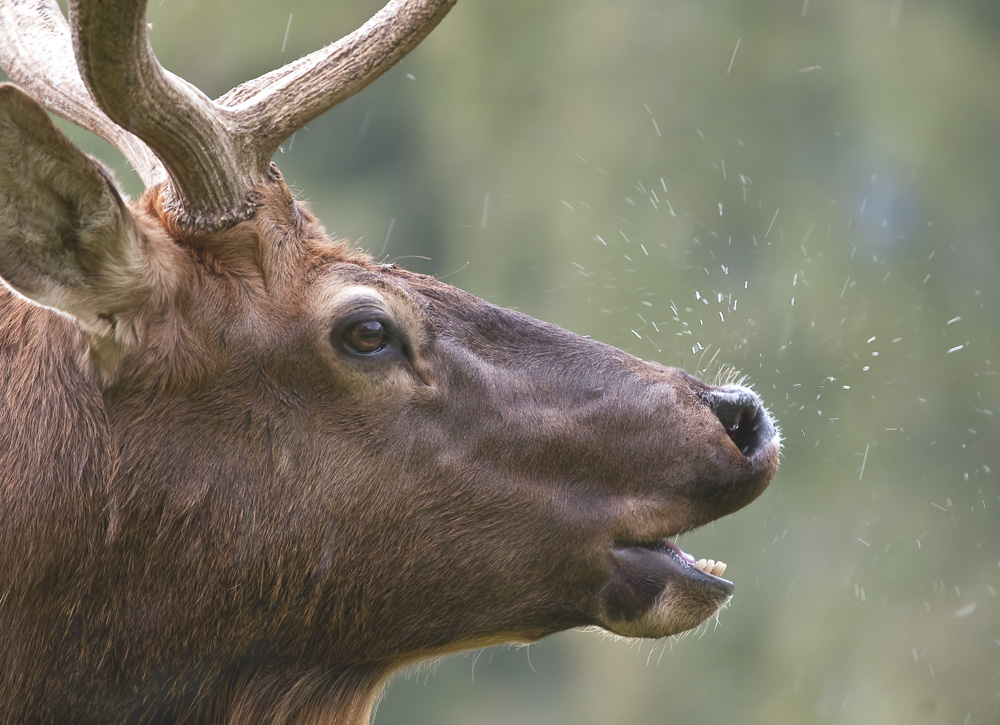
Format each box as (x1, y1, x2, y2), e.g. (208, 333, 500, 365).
(705, 386, 775, 457)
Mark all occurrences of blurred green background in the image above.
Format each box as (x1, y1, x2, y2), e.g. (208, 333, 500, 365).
(8, 1, 998, 722)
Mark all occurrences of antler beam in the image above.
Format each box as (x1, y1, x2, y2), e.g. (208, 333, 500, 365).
(70, 0, 249, 228)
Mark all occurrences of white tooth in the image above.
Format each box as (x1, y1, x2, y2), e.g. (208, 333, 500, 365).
(692, 558, 728, 577)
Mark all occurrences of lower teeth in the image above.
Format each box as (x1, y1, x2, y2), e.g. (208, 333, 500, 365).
(694, 558, 728, 577)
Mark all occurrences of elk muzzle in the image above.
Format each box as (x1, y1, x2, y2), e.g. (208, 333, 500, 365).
(593, 381, 780, 639)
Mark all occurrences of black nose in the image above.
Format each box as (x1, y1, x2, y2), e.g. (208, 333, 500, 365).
(705, 386, 777, 457)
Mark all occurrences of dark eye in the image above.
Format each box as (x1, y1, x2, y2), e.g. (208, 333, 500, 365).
(342, 319, 387, 355)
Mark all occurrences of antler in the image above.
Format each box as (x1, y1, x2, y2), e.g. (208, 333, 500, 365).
(218, 0, 457, 164)
(0, 0, 457, 230)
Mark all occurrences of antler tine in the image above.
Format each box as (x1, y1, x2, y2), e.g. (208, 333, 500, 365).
(218, 0, 458, 173)
(0, 0, 163, 188)
(69, 0, 252, 229)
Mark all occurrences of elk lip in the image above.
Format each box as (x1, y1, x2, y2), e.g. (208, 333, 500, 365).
(617, 539, 734, 595)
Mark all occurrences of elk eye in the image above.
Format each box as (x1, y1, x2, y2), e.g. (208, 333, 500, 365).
(343, 319, 387, 355)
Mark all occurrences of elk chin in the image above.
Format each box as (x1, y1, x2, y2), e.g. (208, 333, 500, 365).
(595, 541, 735, 639)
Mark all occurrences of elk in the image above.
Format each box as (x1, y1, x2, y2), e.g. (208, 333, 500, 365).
(0, 0, 780, 722)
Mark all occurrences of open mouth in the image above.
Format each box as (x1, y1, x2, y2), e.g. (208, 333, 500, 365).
(599, 535, 738, 637)
(623, 539, 734, 595)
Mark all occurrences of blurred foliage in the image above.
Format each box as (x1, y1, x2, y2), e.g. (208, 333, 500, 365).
(5, 0, 998, 722)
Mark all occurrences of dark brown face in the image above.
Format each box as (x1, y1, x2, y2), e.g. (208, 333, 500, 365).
(217, 248, 781, 661)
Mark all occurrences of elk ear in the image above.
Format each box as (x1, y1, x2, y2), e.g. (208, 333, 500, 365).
(0, 84, 148, 332)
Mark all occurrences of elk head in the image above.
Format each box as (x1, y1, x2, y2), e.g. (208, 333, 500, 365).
(0, 1, 779, 722)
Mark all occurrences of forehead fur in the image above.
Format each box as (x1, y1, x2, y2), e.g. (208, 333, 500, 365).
(137, 177, 376, 290)
(101, 178, 383, 392)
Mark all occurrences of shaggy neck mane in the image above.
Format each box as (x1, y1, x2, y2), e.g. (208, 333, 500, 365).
(193, 663, 391, 725)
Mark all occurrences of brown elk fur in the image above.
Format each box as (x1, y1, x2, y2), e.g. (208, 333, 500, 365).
(0, 14, 779, 724)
